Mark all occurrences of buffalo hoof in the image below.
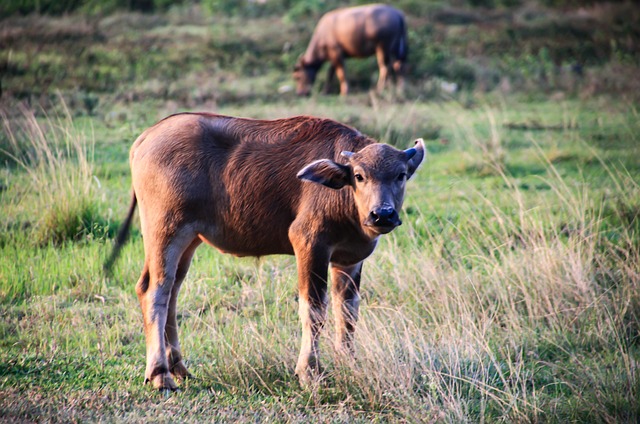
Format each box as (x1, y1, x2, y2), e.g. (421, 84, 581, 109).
(146, 373, 179, 391)
(295, 364, 325, 387)
(170, 360, 193, 381)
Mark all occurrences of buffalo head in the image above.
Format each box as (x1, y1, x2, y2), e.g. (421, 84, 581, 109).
(293, 58, 319, 97)
(297, 138, 425, 237)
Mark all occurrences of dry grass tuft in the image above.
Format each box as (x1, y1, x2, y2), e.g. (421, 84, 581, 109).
(1, 97, 108, 246)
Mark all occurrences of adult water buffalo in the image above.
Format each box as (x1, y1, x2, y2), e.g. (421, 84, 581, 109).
(293, 4, 408, 96)
(107, 113, 424, 390)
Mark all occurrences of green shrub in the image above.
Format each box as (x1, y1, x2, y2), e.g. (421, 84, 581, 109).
(34, 198, 113, 246)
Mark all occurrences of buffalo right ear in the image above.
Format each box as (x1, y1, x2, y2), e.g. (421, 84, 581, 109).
(406, 138, 426, 179)
(297, 159, 351, 189)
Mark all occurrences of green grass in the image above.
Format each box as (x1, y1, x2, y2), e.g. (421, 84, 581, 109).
(1, 94, 638, 422)
(1, 4, 640, 422)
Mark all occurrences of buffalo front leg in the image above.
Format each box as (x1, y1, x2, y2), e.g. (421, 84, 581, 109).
(323, 65, 336, 94)
(330, 262, 362, 354)
(375, 46, 390, 93)
(333, 60, 349, 96)
(292, 243, 329, 384)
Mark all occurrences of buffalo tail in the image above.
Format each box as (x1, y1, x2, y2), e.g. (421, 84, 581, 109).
(103, 191, 137, 275)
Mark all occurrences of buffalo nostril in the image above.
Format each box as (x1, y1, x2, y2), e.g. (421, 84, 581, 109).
(365, 207, 401, 230)
(377, 207, 394, 218)
(370, 207, 397, 224)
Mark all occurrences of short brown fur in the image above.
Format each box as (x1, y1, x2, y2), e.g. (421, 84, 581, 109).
(110, 113, 424, 390)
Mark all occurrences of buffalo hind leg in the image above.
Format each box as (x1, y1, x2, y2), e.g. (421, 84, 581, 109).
(136, 258, 176, 390)
(330, 262, 362, 354)
(164, 238, 202, 382)
(392, 59, 405, 95)
(136, 231, 194, 390)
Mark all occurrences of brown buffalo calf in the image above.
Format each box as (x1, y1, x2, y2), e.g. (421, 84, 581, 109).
(108, 113, 424, 390)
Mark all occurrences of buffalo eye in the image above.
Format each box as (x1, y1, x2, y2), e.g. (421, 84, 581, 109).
(354, 173, 364, 182)
(397, 172, 407, 181)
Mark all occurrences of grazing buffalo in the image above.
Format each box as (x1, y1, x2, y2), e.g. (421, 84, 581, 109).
(293, 4, 408, 96)
(107, 113, 424, 390)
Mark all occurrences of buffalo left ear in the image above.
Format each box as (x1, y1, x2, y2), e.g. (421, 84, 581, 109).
(297, 159, 352, 189)
(405, 138, 425, 179)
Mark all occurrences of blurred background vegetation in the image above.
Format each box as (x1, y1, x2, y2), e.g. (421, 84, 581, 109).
(0, 0, 634, 16)
(1, 0, 639, 116)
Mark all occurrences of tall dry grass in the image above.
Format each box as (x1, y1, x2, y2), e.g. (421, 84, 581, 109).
(1, 99, 637, 421)
(323, 142, 639, 421)
(1, 98, 106, 246)
(140, 103, 638, 422)
(159, 144, 637, 421)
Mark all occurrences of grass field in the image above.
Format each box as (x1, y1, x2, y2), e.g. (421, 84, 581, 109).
(1, 2, 640, 422)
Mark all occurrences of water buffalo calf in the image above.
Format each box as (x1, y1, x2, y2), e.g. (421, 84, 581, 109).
(293, 4, 408, 96)
(109, 113, 424, 390)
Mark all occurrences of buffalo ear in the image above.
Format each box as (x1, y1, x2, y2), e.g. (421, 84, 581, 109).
(406, 138, 426, 179)
(297, 159, 352, 189)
